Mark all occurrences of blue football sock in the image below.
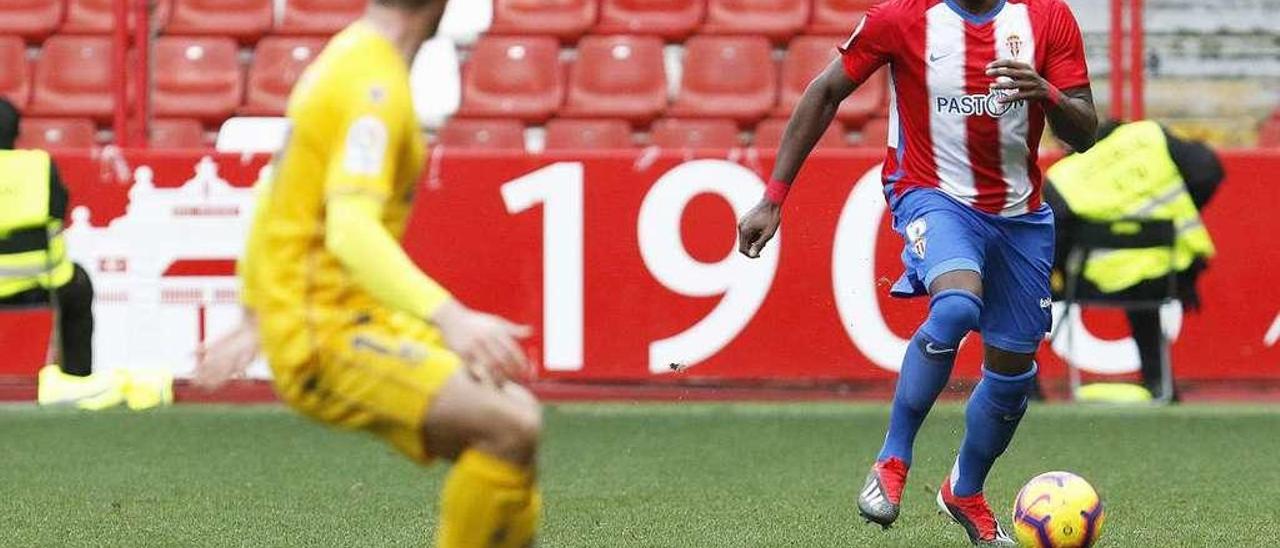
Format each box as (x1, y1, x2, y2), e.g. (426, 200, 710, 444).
(952, 364, 1038, 497)
(877, 290, 981, 466)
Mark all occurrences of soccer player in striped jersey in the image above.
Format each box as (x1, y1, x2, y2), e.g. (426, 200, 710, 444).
(737, 0, 1097, 545)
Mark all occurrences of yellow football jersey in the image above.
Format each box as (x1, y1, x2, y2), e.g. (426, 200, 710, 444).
(243, 21, 426, 369)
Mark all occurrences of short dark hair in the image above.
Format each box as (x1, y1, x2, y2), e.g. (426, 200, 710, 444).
(0, 97, 18, 150)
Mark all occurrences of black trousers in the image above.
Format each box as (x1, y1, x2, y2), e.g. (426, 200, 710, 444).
(1125, 308, 1165, 395)
(0, 263, 94, 376)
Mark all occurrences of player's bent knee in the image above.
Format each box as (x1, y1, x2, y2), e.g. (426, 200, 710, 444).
(502, 382, 541, 409)
(481, 398, 541, 464)
(921, 289, 983, 345)
(501, 383, 543, 449)
(512, 401, 543, 449)
(928, 270, 983, 297)
(423, 371, 542, 463)
(983, 345, 1037, 377)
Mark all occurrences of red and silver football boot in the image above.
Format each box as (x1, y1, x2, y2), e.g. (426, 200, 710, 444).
(937, 470, 1016, 547)
(856, 457, 908, 528)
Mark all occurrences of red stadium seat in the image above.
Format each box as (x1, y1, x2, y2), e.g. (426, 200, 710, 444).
(278, 0, 363, 36)
(63, 0, 114, 34)
(438, 119, 526, 150)
(152, 37, 244, 123)
(596, 0, 706, 41)
(0, 0, 63, 42)
(16, 118, 97, 149)
(562, 35, 666, 124)
(777, 36, 838, 116)
(753, 118, 845, 149)
(650, 118, 740, 148)
(856, 116, 889, 149)
(778, 36, 887, 126)
(669, 36, 776, 125)
(458, 36, 564, 123)
(545, 118, 634, 150)
(243, 37, 326, 116)
(29, 36, 115, 121)
(0, 36, 31, 109)
(490, 0, 598, 42)
(63, 0, 172, 34)
(809, 0, 877, 35)
(150, 118, 206, 148)
(841, 69, 888, 126)
(703, 0, 810, 43)
(167, 0, 273, 42)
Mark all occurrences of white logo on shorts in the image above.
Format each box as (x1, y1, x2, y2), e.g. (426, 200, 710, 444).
(1039, 297, 1052, 309)
(907, 219, 927, 259)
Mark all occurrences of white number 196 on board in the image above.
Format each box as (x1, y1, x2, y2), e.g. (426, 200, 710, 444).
(501, 161, 778, 374)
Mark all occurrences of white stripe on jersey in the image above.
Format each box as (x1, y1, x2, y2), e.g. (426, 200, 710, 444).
(887, 67, 900, 150)
(925, 4, 974, 202)
(994, 3, 1036, 216)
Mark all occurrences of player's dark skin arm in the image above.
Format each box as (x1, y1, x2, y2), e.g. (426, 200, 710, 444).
(1043, 86, 1096, 151)
(771, 61, 858, 188)
(737, 60, 856, 258)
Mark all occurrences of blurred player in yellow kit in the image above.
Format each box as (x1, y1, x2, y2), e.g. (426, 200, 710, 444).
(194, 1, 542, 546)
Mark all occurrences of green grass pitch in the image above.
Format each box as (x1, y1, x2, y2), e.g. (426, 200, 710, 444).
(3, 402, 1278, 546)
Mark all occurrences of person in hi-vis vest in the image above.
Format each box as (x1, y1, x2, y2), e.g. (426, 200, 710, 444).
(1044, 120, 1225, 401)
(0, 98, 126, 409)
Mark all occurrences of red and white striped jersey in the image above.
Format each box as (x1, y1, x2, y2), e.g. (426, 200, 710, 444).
(840, 0, 1090, 216)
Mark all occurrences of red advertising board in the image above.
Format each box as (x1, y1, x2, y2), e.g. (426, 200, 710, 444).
(407, 150, 1280, 383)
(7, 148, 1277, 385)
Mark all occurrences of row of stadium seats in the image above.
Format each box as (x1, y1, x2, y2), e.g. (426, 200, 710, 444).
(466, 34, 886, 126)
(487, 0, 875, 42)
(0, 0, 363, 42)
(0, 34, 319, 123)
(0, 33, 885, 129)
(14, 115, 890, 151)
(14, 117, 207, 150)
(1, 0, 875, 43)
(438, 117, 888, 151)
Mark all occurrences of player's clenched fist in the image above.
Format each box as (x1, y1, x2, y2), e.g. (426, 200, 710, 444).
(986, 59, 1061, 105)
(737, 200, 782, 259)
(432, 299, 532, 386)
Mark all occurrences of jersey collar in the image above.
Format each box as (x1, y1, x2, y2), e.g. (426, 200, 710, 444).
(942, 0, 1007, 24)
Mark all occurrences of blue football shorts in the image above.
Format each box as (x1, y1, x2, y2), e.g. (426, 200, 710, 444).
(888, 188, 1055, 354)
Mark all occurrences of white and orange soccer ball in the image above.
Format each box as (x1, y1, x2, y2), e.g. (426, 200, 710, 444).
(1012, 471, 1105, 548)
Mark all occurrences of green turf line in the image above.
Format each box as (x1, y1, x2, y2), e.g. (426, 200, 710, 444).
(1, 403, 1276, 546)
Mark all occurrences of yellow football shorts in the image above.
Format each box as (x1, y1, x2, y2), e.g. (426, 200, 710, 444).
(269, 311, 462, 463)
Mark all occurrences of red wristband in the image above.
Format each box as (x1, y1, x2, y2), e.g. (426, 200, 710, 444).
(1046, 85, 1065, 107)
(764, 178, 792, 205)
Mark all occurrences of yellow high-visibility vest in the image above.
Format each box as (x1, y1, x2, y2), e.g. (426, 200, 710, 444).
(1047, 121, 1215, 293)
(0, 149, 73, 298)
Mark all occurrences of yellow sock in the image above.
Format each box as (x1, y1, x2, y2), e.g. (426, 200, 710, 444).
(497, 489, 541, 548)
(437, 450, 540, 548)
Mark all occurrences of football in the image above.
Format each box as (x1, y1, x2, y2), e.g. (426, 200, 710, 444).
(1012, 472, 1105, 548)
